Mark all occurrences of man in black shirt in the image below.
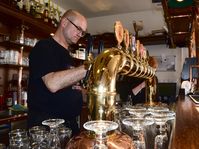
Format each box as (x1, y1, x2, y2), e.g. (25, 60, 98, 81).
(27, 9, 87, 135)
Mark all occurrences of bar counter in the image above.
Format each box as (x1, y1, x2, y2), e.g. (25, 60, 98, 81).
(171, 95, 199, 149)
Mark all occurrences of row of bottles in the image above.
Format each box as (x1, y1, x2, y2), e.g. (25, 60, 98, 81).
(0, 74, 28, 110)
(1, 0, 62, 28)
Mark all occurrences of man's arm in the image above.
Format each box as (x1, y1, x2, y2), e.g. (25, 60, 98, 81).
(42, 65, 87, 93)
(132, 81, 146, 96)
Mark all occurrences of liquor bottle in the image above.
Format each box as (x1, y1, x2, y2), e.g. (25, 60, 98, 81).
(49, 0, 54, 26)
(0, 94, 5, 111)
(21, 76, 28, 106)
(30, 0, 36, 17)
(19, 25, 25, 44)
(34, 0, 42, 19)
(24, 0, 31, 13)
(43, 0, 49, 23)
(5, 83, 13, 109)
(54, 4, 61, 28)
(17, 0, 23, 10)
(10, 74, 18, 106)
(53, 3, 58, 27)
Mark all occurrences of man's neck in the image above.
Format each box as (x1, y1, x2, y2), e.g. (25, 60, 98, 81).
(52, 33, 69, 50)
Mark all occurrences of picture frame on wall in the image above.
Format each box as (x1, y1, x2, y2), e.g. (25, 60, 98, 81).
(154, 55, 176, 71)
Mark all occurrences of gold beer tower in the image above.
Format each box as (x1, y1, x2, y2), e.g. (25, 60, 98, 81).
(66, 21, 156, 149)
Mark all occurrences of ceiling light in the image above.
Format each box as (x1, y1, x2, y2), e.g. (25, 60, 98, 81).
(176, 0, 184, 2)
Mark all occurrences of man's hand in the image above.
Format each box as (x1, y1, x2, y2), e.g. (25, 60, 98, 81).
(84, 53, 94, 69)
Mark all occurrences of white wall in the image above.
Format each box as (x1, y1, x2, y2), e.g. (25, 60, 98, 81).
(146, 45, 189, 95)
(87, 9, 165, 36)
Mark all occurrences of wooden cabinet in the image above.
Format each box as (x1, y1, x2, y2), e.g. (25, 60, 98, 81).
(0, 2, 56, 108)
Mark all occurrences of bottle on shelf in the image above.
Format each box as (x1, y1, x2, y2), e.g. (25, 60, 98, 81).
(30, 0, 36, 17)
(0, 94, 5, 111)
(49, 0, 55, 26)
(24, 0, 31, 13)
(43, 0, 49, 23)
(53, 3, 60, 27)
(10, 74, 18, 106)
(17, 0, 23, 11)
(5, 82, 14, 109)
(21, 75, 28, 107)
(4, 73, 19, 109)
(34, 0, 43, 19)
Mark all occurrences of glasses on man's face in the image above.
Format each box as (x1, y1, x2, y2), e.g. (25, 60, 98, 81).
(67, 18, 86, 37)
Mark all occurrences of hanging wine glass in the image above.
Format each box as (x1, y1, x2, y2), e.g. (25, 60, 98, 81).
(122, 116, 154, 149)
(42, 119, 65, 149)
(151, 110, 176, 149)
(83, 120, 118, 149)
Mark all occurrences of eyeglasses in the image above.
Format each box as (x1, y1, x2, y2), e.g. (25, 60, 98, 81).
(67, 18, 86, 37)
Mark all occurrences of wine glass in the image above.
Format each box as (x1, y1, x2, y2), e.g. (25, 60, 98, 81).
(83, 120, 118, 149)
(128, 105, 150, 118)
(148, 106, 169, 113)
(58, 125, 72, 149)
(9, 129, 29, 149)
(151, 110, 176, 149)
(42, 119, 65, 149)
(122, 116, 154, 149)
(28, 126, 48, 149)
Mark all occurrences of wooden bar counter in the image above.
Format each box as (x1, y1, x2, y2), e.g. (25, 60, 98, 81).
(170, 95, 199, 149)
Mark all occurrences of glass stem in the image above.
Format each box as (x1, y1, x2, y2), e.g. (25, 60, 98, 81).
(49, 127, 61, 149)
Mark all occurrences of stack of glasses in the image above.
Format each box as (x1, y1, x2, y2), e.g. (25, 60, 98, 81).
(8, 119, 72, 149)
(117, 104, 176, 149)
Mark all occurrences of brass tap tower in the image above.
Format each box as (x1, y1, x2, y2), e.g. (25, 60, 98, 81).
(66, 21, 156, 149)
(86, 21, 155, 121)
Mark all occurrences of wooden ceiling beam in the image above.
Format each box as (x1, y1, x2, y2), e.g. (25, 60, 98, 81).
(162, 0, 176, 48)
(162, 0, 194, 48)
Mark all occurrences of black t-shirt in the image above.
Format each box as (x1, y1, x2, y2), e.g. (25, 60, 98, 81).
(28, 37, 83, 122)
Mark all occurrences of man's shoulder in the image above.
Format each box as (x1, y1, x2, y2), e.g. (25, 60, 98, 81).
(37, 37, 53, 45)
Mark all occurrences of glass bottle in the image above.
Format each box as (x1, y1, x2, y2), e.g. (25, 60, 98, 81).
(17, 0, 23, 10)
(43, 0, 49, 23)
(25, 0, 31, 13)
(53, 3, 58, 27)
(5, 83, 13, 109)
(34, 0, 42, 19)
(49, 1, 55, 26)
(11, 74, 18, 106)
(30, 0, 36, 17)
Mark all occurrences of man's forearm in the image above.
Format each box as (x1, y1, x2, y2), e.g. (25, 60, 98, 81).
(132, 81, 145, 96)
(42, 65, 87, 93)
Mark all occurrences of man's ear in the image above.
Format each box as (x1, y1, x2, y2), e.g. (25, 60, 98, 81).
(61, 18, 67, 27)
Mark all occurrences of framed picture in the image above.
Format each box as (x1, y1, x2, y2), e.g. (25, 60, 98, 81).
(154, 55, 176, 71)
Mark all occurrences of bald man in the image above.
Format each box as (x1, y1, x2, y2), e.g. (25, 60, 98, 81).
(28, 9, 87, 135)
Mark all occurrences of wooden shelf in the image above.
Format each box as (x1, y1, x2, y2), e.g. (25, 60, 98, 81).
(0, 64, 28, 70)
(0, 2, 56, 38)
(0, 40, 33, 52)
